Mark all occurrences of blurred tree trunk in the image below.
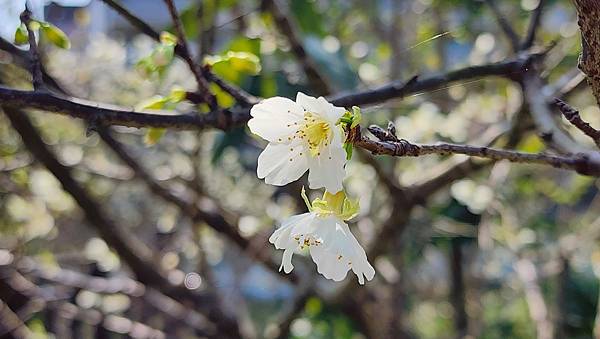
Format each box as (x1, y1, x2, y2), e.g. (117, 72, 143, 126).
(450, 239, 468, 338)
(573, 0, 600, 106)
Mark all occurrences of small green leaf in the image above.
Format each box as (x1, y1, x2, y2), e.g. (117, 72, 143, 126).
(40, 22, 70, 49)
(350, 106, 362, 129)
(14, 24, 29, 45)
(152, 44, 175, 67)
(168, 86, 187, 103)
(211, 83, 235, 108)
(159, 31, 178, 46)
(135, 57, 156, 78)
(343, 142, 353, 160)
(144, 128, 166, 146)
(204, 51, 261, 82)
(136, 96, 169, 111)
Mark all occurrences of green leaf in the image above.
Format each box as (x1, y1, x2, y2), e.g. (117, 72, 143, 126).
(135, 96, 169, 111)
(14, 24, 29, 45)
(343, 142, 353, 160)
(210, 83, 235, 108)
(144, 128, 166, 146)
(40, 22, 71, 49)
(168, 86, 187, 103)
(152, 44, 175, 67)
(204, 51, 261, 83)
(159, 31, 178, 46)
(350, 106, 362, 128)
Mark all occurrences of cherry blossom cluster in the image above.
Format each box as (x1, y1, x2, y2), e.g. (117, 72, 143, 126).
(248, 93, 375, 284)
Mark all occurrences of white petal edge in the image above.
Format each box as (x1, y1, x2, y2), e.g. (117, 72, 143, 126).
(257, 139, 309, 186)
(248, 97, 304, 142)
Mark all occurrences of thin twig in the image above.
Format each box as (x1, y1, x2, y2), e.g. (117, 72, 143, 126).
(329, 53, 534, 107)
(19, 9, 45, 91)
(554, 98, 600, 148)
(163, 0, 216, 108)
(17, 259, 213, 334)
(261, 0, 332, 95)
(0, 106, 240, 338)
(0, 300, 31, 339)
(97, 127, 295, 283)
(521, 0, 546, 49)
(522, 70, 584, 154)
(484, 0, 520, 52)
(355, 129, 600, 176)
(99, 0, 256, 106)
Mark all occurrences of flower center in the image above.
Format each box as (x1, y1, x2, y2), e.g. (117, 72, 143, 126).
(297, 112, 332, 157)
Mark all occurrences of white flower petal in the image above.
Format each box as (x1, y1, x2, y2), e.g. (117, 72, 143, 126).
(316, 96, 346, 125)
(270, 213, 316, 275)
(280, 248, 294, 273)
(269, 213, 312, 249)
(296, 92, 345, 126)
(257, 140, 309, 186)
(307, 128, 346, 193)
(296, 92, 322, 113)
(248, 97, 304, 142)
(309, 217, 374, 284)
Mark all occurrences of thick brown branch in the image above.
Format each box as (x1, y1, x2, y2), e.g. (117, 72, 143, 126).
(0, 86, 244, 130)
(0, 55, 536, 131)
(554, 98, 600, 148)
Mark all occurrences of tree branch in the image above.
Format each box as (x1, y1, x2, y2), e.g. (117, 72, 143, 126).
(17, 259, 214, 334)
(354, 125, 600, 176)
(0, 54, 536, 131)
(329, 55, 533, 107)
(261, 0, 332, 95)
(521, 0, 546, 49)
(0, 86, 243, 130)
(521, 69, 585, 154)
(99, 0, 256, 106)
(0, 106, 240, 338)
(484, 0, 521, 52)
(19, 8, 45, 91)
(97, 127, 296, 283)
(162, 0, 216, 108)
(554, 98, 600, 148)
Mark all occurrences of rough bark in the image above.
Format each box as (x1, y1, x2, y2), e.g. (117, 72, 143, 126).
(573, 0, 600, 106)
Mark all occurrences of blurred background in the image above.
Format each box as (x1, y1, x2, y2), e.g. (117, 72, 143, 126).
(1, 0, 599, 338)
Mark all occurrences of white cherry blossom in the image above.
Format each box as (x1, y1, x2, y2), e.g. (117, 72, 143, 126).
(248, 92, 347, 193)
(269, 189, 375, 284)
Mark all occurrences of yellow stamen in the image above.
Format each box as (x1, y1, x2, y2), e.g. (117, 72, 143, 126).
(298, 112, 332, 157)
